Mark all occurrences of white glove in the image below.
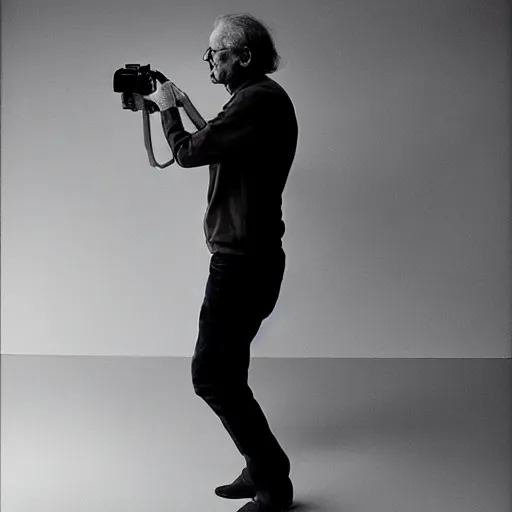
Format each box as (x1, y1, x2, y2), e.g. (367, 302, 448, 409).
(143, 81, 177, 111)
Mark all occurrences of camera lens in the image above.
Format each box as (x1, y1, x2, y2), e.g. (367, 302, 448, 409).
(113, 68, 138, 93)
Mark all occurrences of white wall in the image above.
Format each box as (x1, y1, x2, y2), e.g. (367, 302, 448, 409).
(1, 0, 510, 357)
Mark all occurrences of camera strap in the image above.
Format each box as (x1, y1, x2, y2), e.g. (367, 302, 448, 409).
(142, 106, 175, 169)
(140, 69, 205, 169)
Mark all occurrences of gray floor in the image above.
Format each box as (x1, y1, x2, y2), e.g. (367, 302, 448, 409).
(1, 356, 510, 512)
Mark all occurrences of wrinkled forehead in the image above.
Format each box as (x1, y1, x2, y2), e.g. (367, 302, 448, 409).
(209, 24, 227, 49)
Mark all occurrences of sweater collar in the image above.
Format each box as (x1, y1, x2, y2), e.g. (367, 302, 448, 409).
(227, 74, 267, 96)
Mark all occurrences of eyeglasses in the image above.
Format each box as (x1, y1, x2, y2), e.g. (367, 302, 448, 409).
(203, 46, 233, 61)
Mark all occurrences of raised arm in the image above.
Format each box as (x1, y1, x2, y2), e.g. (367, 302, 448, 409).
(160, 87, 264, 168)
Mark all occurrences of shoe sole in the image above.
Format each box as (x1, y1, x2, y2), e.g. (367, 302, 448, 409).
(215, 489, 293, 509)
(214, 487, 256, 499)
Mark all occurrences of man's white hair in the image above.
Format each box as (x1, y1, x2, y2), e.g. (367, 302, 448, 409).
(213, 13, 281, 74)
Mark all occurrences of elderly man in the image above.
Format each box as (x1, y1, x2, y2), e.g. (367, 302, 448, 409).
(145, 13, 298, 512)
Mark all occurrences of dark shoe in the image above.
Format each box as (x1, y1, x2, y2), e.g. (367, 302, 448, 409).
(255, 477, 293, 509)
(215, 470, 257, 500)
(236, 498, 294, 512)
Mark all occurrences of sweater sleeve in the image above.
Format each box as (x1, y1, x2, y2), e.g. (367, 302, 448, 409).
(160, 88, 265, 168)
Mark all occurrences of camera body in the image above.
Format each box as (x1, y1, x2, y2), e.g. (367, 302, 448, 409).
(113, 63, 158, 112)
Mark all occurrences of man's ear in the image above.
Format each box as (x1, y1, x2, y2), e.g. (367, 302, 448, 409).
(239, 46, 252, 68)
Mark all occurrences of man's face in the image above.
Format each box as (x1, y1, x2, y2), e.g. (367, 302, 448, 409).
(205, 25, 240, 86)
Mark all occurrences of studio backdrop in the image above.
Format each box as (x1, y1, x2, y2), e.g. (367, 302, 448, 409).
(1, 0, 510, 357)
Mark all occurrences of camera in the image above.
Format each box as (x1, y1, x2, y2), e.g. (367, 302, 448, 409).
(113, 63, 175, 168)
(113, 63, 159, 112)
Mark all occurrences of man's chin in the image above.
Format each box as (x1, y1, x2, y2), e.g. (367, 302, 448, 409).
(210, 71, 223, 84)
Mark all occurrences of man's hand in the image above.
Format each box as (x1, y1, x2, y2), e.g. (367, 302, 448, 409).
(149, 79, 206, 130)
(143, 81, 177, 111)
(170, 82, 188, 108)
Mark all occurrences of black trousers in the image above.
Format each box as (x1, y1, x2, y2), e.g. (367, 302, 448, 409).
(191, 247, 291, 502)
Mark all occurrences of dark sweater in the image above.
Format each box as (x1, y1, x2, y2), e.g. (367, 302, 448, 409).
(161, 75, 298, 255)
